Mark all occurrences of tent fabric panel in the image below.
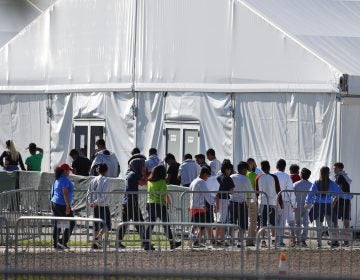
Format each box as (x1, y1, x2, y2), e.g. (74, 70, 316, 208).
(0, 94, 51, 171)
(50, 92, 135, 177)
(163, 92, 233, 162)
(234, 92, 337, 180)
(0, 0, 135, 91)
(135, 0, 340, 91)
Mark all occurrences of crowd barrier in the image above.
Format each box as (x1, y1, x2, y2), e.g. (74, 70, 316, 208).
(0, 216, 9, 272)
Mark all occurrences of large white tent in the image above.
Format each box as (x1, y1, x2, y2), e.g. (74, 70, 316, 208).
(1, 0, 360, 221)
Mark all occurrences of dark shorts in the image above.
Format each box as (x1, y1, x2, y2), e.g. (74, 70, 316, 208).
(229, 201, 248, 230)
(191, 212, 206, 229)
(337, 198, 351, 220)
(261, 205, 276, 227)
(205, 204, 214, 223)
(94, 206, 111, 231)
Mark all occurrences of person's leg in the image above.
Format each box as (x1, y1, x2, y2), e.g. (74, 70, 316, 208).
(51, 203, 62, 248)
(144, 203, 156, 246)
(276, 203, 285, 244)
(63, 209, 75, 246)
(301, 209, 309, 243)
(247, 201, 257, 245)
(294, 207, 301, 243)
(316, 216, 322, 247)
(117, 204, 129, 246)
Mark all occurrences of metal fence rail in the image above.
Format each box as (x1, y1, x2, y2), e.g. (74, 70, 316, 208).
(0, 216, 9, 273)
(255, 226, 360, 278)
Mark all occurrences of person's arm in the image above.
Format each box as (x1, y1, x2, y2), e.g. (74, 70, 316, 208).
(18, 153, 26, 171)
(304, 182, 317, 207)
(0, 151, 5, 167)
(62, 187, 71, 215)
(36, 147, 44, 154)
(273, 175, 283, 209)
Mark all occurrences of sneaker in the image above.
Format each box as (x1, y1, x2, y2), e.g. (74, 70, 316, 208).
(261, 241, 267, 248)
(301, 241, 308, 247)
(92, 241, 102, 250)
(143, 245, 155, 251)
(246, 242, 255, 247)
(55, 243, 66, 250)
(236, 243, 242, 248)
(317, 245, 322, 249)
(170, 241, 182, 250)
(193, 241, 206, 248)
(330, 241, 340, 248)
(343, 241, 350, 247)
(117, 242, 126, 249)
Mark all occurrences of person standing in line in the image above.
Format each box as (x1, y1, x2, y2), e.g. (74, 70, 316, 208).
(117, 158, 149, 250)
(289, 164, 301, 183)
(87, 163, 111, 249)
(90, 139, 120, 177)
(293, 168, 312, 247)
(164, 153, 180, 185)
(274, 159, 297, 247)
(195, 154, 211, 171)
(145, 148, 163, 174)
(255, 161, 283, 247)
(69, 149, 91, 176)
(189, 166, 213, 247)
(333, 162, 352, 246)
(247, 158, 263, 176)
(0, 140, 26, 171)
(126, 148, 146, 176)
(305, 166, 344, 249)
(144, 165, 182, 250)
(178, 154, 200, 187)
(230, 161, 255, 247)
(206, 148, 221, 176)
(246, 158, 260, 246)
(214, 160, 235, 245)
(50, 163, 75, 250)
(25, 143, 43, 171)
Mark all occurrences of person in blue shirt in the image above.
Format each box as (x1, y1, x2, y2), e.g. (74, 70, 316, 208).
(304, 166, 343, 248)
(50, 163, 75, 250)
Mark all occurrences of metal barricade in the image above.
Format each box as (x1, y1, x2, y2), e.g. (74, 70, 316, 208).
(255, 226, 360, 278)
(114, 221, 247, 275)
(0, 216, 9, 274)
(10, 216, 108, 275)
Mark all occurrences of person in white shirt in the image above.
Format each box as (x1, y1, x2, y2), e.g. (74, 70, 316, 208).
(274, 159, 297, 247)
(178, 154, 200, 187)
(87, 163, 111, 249)
(90, 139, 120, 178)
(230, 161, 256, 247)
(206, 148, 221, 176)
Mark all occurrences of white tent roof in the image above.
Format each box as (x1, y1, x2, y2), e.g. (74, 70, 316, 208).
(0, 0, 359, 93)
(0, 0, 55, 47)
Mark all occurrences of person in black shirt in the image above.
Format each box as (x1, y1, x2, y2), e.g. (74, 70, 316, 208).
(69, 149, 91, 176)
(0, 140, 25, 171)
(333, 162, 352, 246)
(164, 153, 180, 185)
(215, 159, 235, 244)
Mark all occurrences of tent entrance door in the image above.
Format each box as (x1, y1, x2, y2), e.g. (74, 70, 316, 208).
(164, 122, 199, 161)
(73, 119, 105, 158)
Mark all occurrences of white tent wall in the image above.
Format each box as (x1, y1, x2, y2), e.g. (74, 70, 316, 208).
(234, 92, 337, 180)
(163, 92, 233, 162)
(339, 97, 360, 227)
(50, 92, 135, 177)
(0, 94, 50, 171)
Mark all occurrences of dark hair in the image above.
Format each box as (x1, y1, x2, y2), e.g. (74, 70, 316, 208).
(195, 154, 205, 160)
(276, 159, 286, 171)
(149, 148, 157, 156)
(301, 168, 311, 180)
(261, 161, 270, 173)
(97, 163, 108, 175)
(334, 162, 344, 169)
(69, 149, 79, 157)
(206, 148, 215, 157)
(131, 147, 141, 155)
(103, 149, 110, 155)
(184, 154, 192, 160)
(54, 167, 65, 180)
(200, 166, 211, 175)
(165, 153, 175, 163)
(237, 161, 248, 173)
(5, 140, 10, 147)
(148, 165, 166, 181)
(96, 139, 105, 147)
(318, 166, 330, 192)
(221, 159, 233, 174)
(289, 164, 300, 174)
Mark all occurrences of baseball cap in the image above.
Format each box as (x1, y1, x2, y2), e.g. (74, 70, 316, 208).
(26, 143, 36, 150)
(58, 163, 74, 172)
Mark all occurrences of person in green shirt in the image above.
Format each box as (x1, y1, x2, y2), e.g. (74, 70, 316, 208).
(246, 158, 259, 246)
(25, 143, 43, 171)
(144, 165, 181, 250)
